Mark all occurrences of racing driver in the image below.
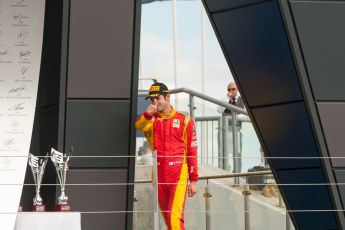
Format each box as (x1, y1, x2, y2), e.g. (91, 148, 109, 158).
(135, 82, 198, 230)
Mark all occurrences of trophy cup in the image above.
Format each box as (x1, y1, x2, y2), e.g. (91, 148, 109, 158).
(28, 153, 48, 211)
(50, 148, 72, 211)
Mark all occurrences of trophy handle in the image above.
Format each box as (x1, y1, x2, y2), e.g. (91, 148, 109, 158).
(56, 169, 62, 188)
(30, 168, 37, 185)
(50, 148, 72, 211)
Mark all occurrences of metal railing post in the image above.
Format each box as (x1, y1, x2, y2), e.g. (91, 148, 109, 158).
(222, 115, 229, 171)
(204, 180, 212, 230)
(133, 191, 138, 230)
(203, 121, 209, 164)
(152, 151, 160, 230)
(286, 210, 291, 230)
(189, 94, 195, 120)
(243, 182, 251, 230)
(232, 112, 239, 185)
(218, 117, 223, 169)
(278, 192, 283, 207)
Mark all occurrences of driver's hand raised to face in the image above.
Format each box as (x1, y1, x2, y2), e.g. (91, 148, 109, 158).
(146, 99, 157, 116)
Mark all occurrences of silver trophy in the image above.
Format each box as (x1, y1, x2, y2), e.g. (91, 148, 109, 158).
(28, 153, 48, 211)
(50, 148, 71, 211)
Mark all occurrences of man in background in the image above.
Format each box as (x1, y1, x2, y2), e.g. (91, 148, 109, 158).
(217, 82, 244, 115)
(217, 82, 245, 174)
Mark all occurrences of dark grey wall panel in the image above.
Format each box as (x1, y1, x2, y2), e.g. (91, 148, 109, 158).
(204, 0, 269, 13)
(290, 1, 345, 101)
(252, 102, 320, 169)
(277, 168, 337, 230)
(317, 103, 345, 167)
(38, 107, 59, 153)
(34, 107, 59, 207)
(67, 169, 127, 230)
(136, 96, 149, 138)
(25, 0, 140, 228)
(203, 0, 345, 228)
(37, 0, 63, 107)
(67, 0, 134, 99)
(65, 100, 130, 168)
(334, 170, 345, 208)
(30, 110, 40, 155)
(212, 1, 302, 107)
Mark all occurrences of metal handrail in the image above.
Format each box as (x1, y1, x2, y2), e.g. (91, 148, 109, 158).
(195, 115, 251, 123)
(172, 87, 247, 114)
(134, 170, 272, 184)
(138, 87, 247, 115)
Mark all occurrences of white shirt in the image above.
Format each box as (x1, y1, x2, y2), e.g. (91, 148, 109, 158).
(217, 95, 240, 113)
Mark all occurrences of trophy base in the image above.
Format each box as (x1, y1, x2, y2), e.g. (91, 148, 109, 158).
(54, 204, 71, 211)
(31, 204, 46, 212)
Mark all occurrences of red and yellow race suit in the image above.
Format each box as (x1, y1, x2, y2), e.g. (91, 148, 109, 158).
(135, 107, 198, 230)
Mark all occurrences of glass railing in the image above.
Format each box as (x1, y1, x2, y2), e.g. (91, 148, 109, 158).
(195, 115, 265, 173)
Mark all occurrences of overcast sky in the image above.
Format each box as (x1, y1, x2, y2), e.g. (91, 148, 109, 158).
(140, 1, 235, 115)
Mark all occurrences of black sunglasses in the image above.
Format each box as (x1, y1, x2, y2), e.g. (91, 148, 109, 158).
(228, 88, 237, 92)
